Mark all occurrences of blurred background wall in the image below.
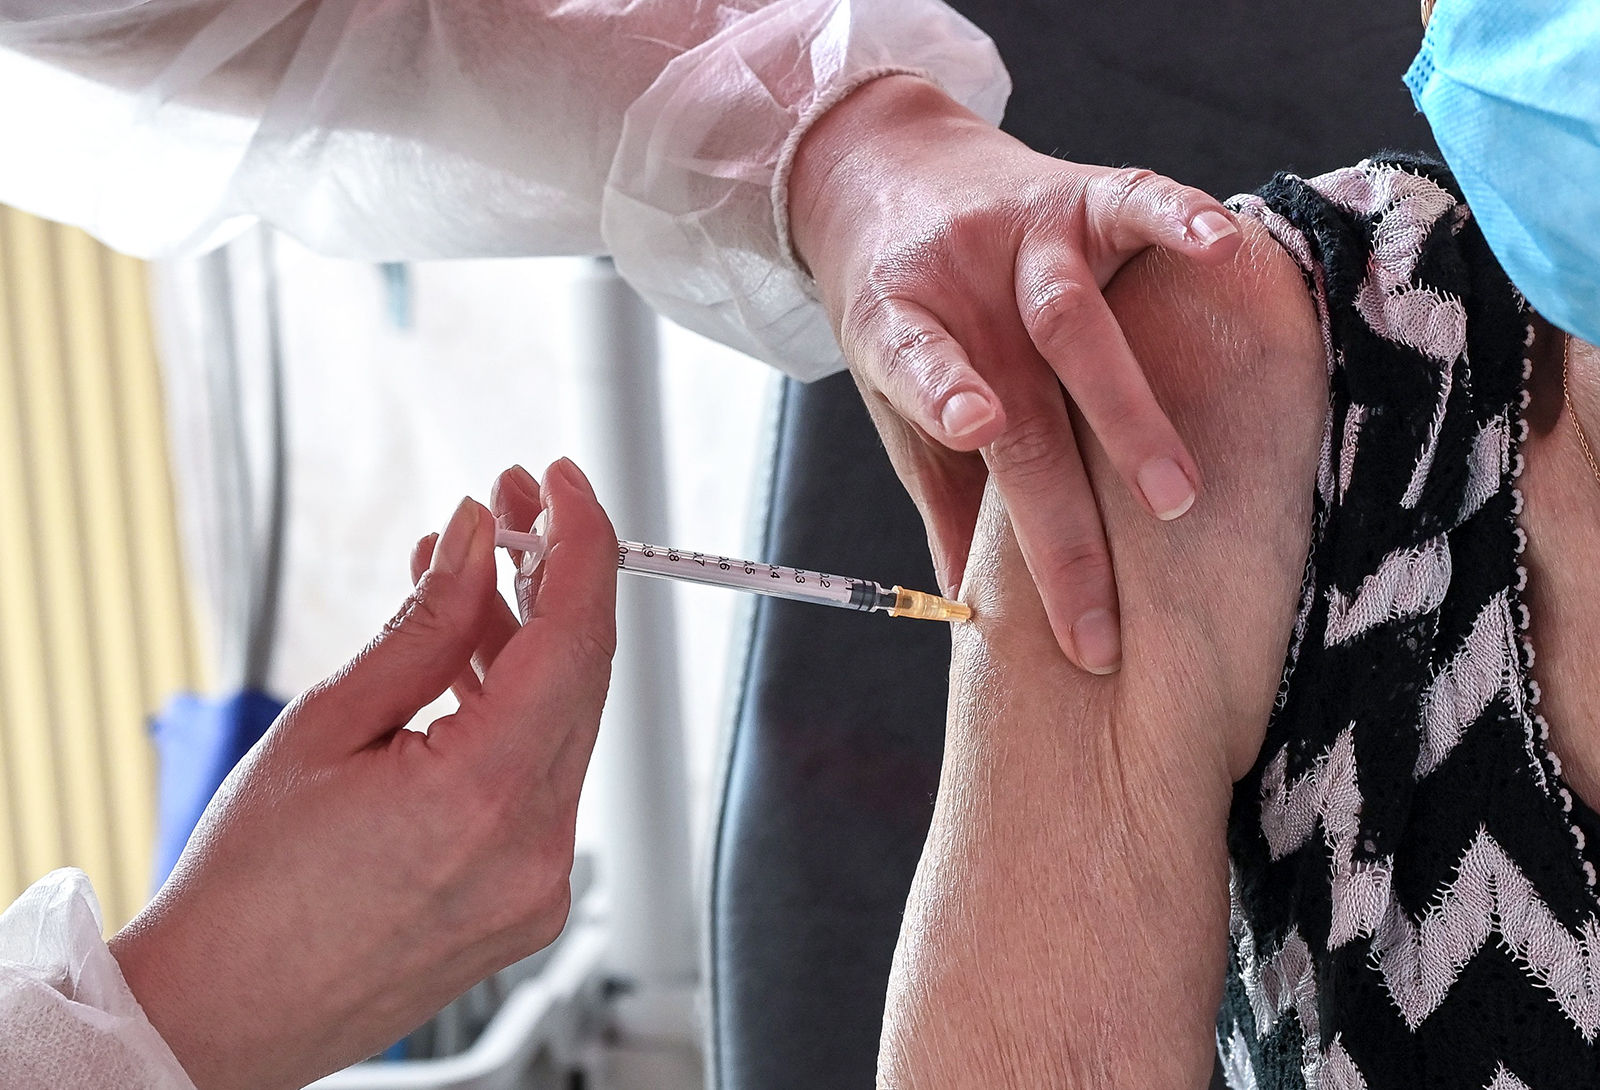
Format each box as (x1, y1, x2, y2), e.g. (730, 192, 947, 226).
(0, 207, 205, 929)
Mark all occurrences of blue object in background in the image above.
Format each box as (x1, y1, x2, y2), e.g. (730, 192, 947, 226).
(379, 262, 413, 330)
(149, 689, 285, 888)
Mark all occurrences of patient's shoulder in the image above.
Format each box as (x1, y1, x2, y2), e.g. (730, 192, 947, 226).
(1102, 219, 1328, 770)
(1104, 216, 1325, 449)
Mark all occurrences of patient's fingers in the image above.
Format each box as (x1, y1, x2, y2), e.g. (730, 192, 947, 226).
(1016, 237, 1201, 531)
(980, 357, 1122, 674)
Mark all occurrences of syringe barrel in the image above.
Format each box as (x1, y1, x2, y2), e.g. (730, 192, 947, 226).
(617, 539, 871, 610)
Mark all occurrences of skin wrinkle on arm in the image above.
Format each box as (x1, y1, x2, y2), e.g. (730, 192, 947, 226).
(878, 223, 1328, 1089)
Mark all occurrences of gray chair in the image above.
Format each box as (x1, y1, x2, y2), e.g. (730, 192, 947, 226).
(713, 4, 1436, 1085)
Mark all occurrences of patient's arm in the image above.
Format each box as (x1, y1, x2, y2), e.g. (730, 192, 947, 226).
(879, 223, 1328, 1088)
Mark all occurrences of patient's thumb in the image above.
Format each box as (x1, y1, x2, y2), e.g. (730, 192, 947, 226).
(296, 498, 499, 750)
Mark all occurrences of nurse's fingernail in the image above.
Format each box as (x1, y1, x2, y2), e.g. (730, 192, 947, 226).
(1138, 457, 1196, 521)
(411, 533, 438, 584)
(939, 390, 997, 440)
(553, 457, 594, 497)
(1073, 608, 1122, 675)
(432, 497, 480, 575)
(506, 464, 540, 505)
(1189, 210, 1238, 248)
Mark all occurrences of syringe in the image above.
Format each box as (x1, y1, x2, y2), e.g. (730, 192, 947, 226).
(494, 528, 971, 623)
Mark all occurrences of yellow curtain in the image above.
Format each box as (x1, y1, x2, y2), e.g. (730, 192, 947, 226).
(0, 207, 205, 930)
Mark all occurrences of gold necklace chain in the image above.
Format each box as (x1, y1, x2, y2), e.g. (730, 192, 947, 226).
(1562, 332, 1600, 489)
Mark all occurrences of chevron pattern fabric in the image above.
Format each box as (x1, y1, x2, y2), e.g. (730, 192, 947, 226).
(1217, 157, 1600, 1089)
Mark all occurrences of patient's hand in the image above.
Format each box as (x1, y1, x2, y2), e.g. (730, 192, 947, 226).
(878, 224, 1327, 1088)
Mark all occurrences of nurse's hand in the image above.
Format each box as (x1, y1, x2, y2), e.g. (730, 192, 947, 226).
(789, 75, 1241, 674)
(109, 460, 616, 1090)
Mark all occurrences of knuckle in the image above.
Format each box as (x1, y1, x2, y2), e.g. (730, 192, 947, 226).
(1046, 534, 1114, 592)
(519, 841, 574, 906)
(383, 582, 453, 641)
(1071, 367, 1150, 433)
(844, 240, 939, 320)
(839, 287, 901, 368)
(1095, 167, 1164, 218)
(504, 837, 577, 935)
(1018, 169, 1082, 217)
(572, 623, 618, 667)
(844, 291, 962, 396)
(528, 889, 573, 949)
(883, 323, 951, 379)
(486, 879, 570, 952)
(1022, 279, 1096, 352)
(1093, 388, 1151, 437)
(987, 413, 1068, 481)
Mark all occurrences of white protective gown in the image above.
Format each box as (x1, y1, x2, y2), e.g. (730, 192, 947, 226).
(0, 0, 1007, 379)
(0, 2, 1008, 1086)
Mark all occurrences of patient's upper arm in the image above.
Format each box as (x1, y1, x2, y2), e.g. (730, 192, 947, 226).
(1094, 219, 1329, 771)
(878, 220, 1327, 1089)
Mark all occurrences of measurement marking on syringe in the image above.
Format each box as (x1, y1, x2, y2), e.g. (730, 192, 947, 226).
(491, 530, 965, 622)
(616, 539, 860, 609)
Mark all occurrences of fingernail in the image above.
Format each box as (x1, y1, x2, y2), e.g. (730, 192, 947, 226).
(1073, 608, 1122, 675)
(507, 463, 540, 504)
(554, 457, 592, 495)
(1138, 457, 1196, 521)
(939, 390, 997, 440)
(411, 533, 438, 584)
(432, 497, 480, 575)
(1189, 210, 1238, 247)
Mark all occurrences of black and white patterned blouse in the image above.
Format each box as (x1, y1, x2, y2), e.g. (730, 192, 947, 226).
(1218, 156, 1600, 1089)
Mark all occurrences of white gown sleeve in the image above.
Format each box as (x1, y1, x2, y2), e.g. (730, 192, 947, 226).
(0, 869, 196, 1090)
(0, 0, 1008, 378)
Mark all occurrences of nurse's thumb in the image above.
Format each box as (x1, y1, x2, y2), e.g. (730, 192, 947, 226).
(293, 498, 499, 753)
(1085, 168, 1242, 265)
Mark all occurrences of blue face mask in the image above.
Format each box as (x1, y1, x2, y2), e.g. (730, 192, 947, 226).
(1406, 2, 1600, 344)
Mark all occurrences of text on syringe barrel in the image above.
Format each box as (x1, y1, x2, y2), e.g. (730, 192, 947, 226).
(616, 540, 871, 609)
